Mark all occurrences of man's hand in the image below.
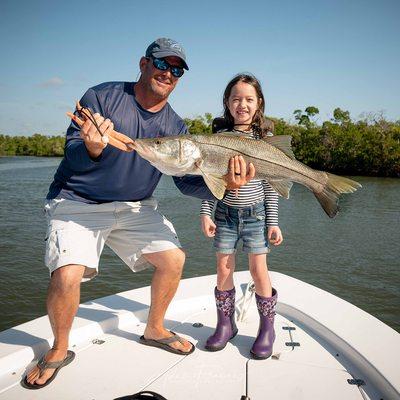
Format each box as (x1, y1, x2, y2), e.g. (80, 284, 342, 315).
(268, 226, 283, 246)
(68, 105, 135, 153)
(224, 155, 256, 190)
(80, 113, 114, 159)
(201, 215, 216, 237)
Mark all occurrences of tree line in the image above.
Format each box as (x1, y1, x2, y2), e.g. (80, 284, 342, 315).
(0, 134, 65, 157)
(1, 108, 399, 177)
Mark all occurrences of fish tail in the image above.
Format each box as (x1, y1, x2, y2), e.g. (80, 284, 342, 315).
(314, 173, 362, 218)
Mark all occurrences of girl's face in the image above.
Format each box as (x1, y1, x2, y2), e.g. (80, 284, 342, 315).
(227, 82, 260, 126)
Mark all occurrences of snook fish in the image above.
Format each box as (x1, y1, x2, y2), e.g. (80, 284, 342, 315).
(133, 133, 361, 218)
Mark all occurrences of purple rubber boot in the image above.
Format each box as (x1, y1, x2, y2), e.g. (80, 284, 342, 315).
(250, 288, 278, 359)
(205, 287, 238, 351)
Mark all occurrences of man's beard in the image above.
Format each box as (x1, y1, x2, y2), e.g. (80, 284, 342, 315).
(149, 77, 174, 100)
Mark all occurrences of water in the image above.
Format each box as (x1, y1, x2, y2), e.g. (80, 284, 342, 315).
(0, 156, 399, 332)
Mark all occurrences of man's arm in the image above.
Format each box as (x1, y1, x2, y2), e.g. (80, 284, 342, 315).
(173, 156, 255, 200)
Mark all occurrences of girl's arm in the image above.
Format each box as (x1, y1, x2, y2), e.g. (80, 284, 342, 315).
(263, 181, 279, 226)
(200, 200, 217, 237)
(263, 182, 283, 246)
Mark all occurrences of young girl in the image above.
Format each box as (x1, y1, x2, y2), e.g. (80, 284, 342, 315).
(200, 73, 283, 359)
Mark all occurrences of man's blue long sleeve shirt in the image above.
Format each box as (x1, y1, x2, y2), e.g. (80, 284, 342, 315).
(47, 81, 214, 203)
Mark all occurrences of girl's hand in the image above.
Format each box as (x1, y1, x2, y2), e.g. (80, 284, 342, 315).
(201, 215, 216, 237)
(268, 226, 283, 246)
(224, 155, 255, 190)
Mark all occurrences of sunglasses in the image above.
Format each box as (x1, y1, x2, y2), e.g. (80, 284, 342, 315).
(147, 56, 185, 78)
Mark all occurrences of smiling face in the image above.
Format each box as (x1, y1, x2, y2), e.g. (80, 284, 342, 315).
(139, 56, 183, 101)
(227, 81, 261, 127)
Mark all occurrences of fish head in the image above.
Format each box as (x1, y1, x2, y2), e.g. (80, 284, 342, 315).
(133, 136, 201, 176)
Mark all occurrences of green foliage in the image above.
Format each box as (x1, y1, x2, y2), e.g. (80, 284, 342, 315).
(305, 106, 319, 117)
(332, 107, 351, 124)
(294, 106, 320, 128)
(184, 113, 213, 134)
(268, 110, 399, 176)
(0, 134, 65, 157)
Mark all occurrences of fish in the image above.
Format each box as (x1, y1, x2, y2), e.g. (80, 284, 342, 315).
(132, 133, 362, 218)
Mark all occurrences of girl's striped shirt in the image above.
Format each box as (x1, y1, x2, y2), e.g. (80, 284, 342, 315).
(200, 130, 279, 226)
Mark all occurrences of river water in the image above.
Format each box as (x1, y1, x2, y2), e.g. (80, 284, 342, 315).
(0, 157, 399, 332)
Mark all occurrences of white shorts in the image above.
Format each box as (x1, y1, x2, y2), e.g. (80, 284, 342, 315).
(44, 197, 181, 281)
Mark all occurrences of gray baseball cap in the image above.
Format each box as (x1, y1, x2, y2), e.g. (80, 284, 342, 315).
(145, 38, 189, 70)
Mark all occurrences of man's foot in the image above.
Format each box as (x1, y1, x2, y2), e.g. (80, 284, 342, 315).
(142, 327, 194, 354)
(24, 348, 68, 387)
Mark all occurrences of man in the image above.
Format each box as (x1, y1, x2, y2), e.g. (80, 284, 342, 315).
(24, 38, 254, 389)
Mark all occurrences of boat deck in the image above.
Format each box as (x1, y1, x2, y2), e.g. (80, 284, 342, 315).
(0, 271, 398, 399)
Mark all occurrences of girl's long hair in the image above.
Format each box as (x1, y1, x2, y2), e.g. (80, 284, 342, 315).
(223, 73, 274, 138)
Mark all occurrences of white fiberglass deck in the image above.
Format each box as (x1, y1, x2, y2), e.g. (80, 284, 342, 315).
(0, 271, 399, 400)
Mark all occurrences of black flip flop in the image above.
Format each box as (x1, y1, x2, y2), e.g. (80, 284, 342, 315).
(21, 350, 75, 390)
(139, 331, 195, 355)
(115, 391, 168, 399)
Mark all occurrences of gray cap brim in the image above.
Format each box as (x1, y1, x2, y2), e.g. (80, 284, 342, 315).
(151, 50, 189, 70)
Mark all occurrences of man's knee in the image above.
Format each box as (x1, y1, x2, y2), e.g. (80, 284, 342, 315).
(147, 248, 185, 273)
(164, 249, 185, 273)
(174, 248, 186, 267)
(50, 264, 85, 291)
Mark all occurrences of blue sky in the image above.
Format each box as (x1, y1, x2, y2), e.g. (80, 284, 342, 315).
(0, 0, 399, 136)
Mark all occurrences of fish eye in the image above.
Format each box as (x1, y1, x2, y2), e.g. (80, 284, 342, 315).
(155, 139, 161, 145)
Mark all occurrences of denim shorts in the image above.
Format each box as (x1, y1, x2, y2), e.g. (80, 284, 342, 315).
(213, 201, 269, 254)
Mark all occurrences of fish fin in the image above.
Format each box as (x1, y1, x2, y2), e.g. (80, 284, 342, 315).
(195, 160, 227, 200)
(263, 136, 296, 159)
(314, 173, 362, 218)
(268, 180, 293, 199)
(202, 173, 228, 200)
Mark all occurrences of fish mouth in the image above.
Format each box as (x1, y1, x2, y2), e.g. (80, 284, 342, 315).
(126, 142, 136, 151)
(132, 141, 157, 162)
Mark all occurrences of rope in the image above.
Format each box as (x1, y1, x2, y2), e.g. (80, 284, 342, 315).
(236, 280, 256, 322)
